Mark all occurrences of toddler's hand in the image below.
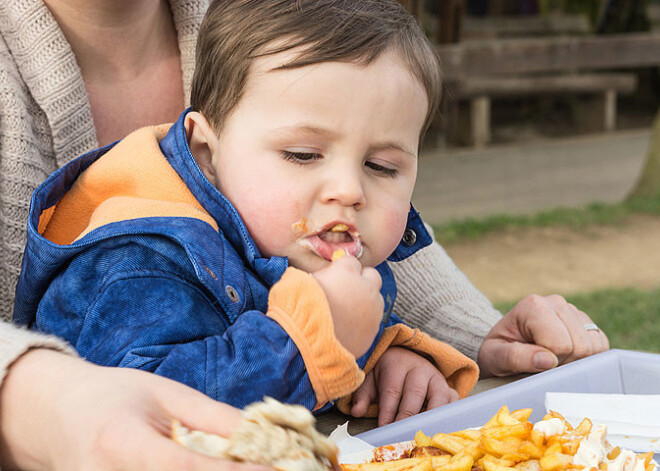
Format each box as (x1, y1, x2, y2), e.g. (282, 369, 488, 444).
(312, 255, 383, 358)
(350, 346, 459, 426)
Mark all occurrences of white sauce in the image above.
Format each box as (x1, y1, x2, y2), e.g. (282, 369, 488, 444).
(533, 418, 568, 437)
(533, 419, 656, 471)
(574, 424, 607, 470)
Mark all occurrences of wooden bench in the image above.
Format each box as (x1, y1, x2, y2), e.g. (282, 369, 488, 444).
(461, 13, 591, 41)
(437, 32, 660, 147)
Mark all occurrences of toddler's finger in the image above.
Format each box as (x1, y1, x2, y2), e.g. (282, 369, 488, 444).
(350, 373, 377, 417)
(425, 375, 459, 410)
(393, 370, 427, 422)
(360, 267, 382, 290)
(331, 253, 362, 272)
(376, 370, 405, 426)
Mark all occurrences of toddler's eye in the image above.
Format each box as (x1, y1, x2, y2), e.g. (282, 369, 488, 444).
(280, 150, 322, 163)
(365, 161, 397, 177)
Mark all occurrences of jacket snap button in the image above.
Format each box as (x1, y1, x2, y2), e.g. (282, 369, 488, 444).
(225, 285, 240, 303)
(402, 228, 417, 246)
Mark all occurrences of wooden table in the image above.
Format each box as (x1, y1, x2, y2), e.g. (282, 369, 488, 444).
(315, 374, 528, 436)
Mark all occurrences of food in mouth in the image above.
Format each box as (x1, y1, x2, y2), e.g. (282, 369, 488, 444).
(329, 223, 349, 232)
(296, 220, 364, 261)
(332, 249, 347, 261)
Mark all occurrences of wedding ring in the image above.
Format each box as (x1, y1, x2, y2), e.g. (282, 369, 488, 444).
(584, 323, 600, 332)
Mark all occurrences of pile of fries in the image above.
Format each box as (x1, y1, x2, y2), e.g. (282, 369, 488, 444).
(340, 406, 657, 471)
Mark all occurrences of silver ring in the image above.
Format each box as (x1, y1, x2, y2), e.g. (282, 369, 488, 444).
(584, 323, 600, 332)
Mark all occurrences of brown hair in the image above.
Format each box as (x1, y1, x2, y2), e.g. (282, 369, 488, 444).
(190, 0, 441, 142)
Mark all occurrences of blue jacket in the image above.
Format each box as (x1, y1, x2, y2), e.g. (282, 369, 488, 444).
(14, 110, 477, 412)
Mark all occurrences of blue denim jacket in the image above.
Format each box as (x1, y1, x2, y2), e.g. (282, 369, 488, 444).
(14, 109, 433, 410)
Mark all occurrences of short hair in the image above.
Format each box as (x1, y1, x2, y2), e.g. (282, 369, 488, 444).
(191, 0, 442, 143)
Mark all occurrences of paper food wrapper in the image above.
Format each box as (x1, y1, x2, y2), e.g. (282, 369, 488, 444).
(328, 422, 414, 464)
(546, 392, 660, 453)
(329, 422, 374, 464)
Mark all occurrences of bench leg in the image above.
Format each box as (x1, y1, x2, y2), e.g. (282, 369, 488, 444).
(445, 95, 491, 147)
(604, 89, 617, 132)
(574, 90, 618, 134)
(471, 96, 491, 148)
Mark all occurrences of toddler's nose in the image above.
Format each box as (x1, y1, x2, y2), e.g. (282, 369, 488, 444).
(321, 169, 366, 209)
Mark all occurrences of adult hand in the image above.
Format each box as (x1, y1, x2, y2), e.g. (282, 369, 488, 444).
(0, 349, 272, 471)
(477, 294, 609, 378)
(350, 347, 458, 426)
(312, 254, 383, 358)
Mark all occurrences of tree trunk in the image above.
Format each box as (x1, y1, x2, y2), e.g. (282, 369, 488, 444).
(627, 108, 660, 199)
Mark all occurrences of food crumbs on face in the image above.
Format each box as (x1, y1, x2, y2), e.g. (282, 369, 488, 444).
(329, 223, 349, 232)
(291, 218, 310, 236)
(332, 249, 346, 261)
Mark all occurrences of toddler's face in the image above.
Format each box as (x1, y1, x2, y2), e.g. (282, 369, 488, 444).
(205, 48, 427, 272)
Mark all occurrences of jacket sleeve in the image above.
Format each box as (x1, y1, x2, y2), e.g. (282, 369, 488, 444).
(35, 267, 361, 411)
(335, 312, 480, 416)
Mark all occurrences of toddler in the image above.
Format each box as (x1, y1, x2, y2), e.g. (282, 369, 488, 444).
(14, 0, 478, 425)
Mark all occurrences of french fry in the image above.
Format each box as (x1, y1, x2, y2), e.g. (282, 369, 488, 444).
(497, 407, 523, 426)
(515, 459, 542, 471)
(560, 439, 581, 456)
(483, 423, 533, 440)
(432, 433, 473, 455)
(530, 429, 545, 448)
(520, 440, 544, 459)
(429, 455, 452, 467)
(451, 428, 482, 442)
(607, 447, 621, 460)
(340, 457, 428, 470)
(415, 430, 432, 447)
(501, 453, 534, 464)
(438, 450, 474, 471)
(482, 436, 524, 458)
(511, 409, 534, 423)
(408, 457, 433, 471)
(483, 407, 510, 430)
(339, 406, 656, 471)
(573, 418, 592, 437)
(481, 455, 519, 471)
(639, 452, 654, 467)
(480, 455, 516, 468)
(539, 452, 578, 471)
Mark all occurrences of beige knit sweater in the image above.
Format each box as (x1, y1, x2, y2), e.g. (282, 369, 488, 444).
(0, 0, 501, 394)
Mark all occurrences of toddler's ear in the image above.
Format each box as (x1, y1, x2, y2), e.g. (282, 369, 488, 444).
(184, 111, 218, 182)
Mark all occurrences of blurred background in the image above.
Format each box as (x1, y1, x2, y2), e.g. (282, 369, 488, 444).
(399, 0, 660, 352)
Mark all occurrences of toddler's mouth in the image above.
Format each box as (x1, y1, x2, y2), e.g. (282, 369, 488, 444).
(298, 222, 363, 261)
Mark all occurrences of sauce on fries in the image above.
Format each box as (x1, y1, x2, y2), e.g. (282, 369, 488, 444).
(340, 406, 658, 471)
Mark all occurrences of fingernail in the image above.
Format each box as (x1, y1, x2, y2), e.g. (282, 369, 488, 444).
(533, 352, 558, 370)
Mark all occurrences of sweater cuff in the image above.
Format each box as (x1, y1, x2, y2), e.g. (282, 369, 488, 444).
(0, 322, 77, 389)
(336, 324, 479, 416)
(266, 267, 364, 409)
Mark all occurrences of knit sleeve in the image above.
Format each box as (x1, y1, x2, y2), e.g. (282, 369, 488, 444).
(388, 239, 503, 362)
(0, 321, 77, 389)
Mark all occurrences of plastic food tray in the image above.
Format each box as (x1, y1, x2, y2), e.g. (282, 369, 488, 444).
(357, 349, 660, 447)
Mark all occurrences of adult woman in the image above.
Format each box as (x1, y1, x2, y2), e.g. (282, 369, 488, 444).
(0, 0, 608, 466)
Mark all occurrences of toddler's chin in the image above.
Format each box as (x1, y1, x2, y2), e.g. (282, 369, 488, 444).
(286, 255, 330, 274)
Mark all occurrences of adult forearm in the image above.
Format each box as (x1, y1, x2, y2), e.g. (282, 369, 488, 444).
(389, 241, 503, 361)
(0, 324, 77, 470)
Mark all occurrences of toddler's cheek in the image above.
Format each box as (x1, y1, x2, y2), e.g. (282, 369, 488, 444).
(373, 209, 410, 259)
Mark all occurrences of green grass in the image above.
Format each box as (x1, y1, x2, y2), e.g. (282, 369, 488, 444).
(431, 195, 660, 245)
(495, 287, 660, 354)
